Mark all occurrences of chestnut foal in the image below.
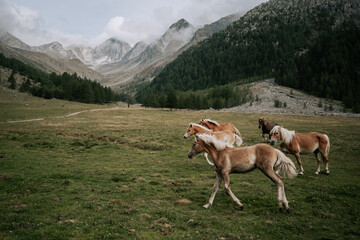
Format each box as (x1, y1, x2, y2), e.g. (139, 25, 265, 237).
(184, 123, 243, 166)
(270, 126, 330, 175)
(188, 134, 297, 212)
(199, 119, 242, 137)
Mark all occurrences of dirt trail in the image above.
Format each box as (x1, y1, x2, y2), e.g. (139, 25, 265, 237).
(1, 107, 124, 124)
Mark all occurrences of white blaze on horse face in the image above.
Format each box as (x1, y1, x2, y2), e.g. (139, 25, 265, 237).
(258, 118, 263, 128)
(270, 126, 281, 145)
(184, 129, 191, 138)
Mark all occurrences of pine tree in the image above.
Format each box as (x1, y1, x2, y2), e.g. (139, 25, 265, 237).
(8, 71, 16, 90)
(167, 92, 178, 111)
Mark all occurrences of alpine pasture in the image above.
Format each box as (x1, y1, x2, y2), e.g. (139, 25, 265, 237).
(1, 92, 359, 239)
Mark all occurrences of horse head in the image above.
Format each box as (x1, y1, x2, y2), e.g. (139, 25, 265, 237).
(184, 123, 195, 139)
(199, 119, 209, 128)
(187, 137, 205, 159)
(270, 126, 281, 145)
(258, 117, 266, 129)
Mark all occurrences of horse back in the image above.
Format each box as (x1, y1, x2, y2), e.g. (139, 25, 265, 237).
(295, 132, 328, 152)
(225, 144, 276, 173)
(222, 146, 257, 173)
(220, 123, 237, 133)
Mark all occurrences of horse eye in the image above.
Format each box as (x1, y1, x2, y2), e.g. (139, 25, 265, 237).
(188, 129, 191, 132)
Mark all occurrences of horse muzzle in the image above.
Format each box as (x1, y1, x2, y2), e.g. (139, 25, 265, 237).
(270, 140, 276, 146)
(184, 134, 188, 139)
(258, 125, 261, 129)
(187, 152, 194, 159)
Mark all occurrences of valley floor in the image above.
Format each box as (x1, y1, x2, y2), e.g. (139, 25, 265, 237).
(1, 88, 360, 239)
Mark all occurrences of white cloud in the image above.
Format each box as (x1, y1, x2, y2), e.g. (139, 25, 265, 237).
(0, 0, 88, 47)
(1, 0, 268, 47)
(105, 16, 125, 35)
(93, 14, 169, 46)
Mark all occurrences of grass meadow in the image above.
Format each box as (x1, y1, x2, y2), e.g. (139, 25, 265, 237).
(1, 91, 360, 239)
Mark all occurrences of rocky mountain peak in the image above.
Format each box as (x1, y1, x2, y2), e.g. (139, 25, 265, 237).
(0, 31, 31, 50)
(169, 18, 190, 31)
(90, 37, 132, 65)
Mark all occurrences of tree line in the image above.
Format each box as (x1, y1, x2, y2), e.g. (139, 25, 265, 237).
(141, 84, 253, 110)
(0, 53, 119, 104)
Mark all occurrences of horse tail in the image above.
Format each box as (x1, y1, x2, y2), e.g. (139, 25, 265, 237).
(234, 134, 243, 147)
(274, 149, 298, 178)
(324, 134, 330, 156)
(233, 126, 241, 137)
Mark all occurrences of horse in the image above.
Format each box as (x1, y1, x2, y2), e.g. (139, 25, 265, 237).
(187, 133, 297, 213)
(270, 126, 330, 175)
(258, 117, 278, 140)
(199, 119, 242, 137)
(184, 123, 243, 166)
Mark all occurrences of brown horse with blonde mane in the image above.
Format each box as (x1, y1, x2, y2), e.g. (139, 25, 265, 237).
(199, 119, 242, 138)
(184, 123, 243, 166)
(187, 133, 297, 213)
(270, 126, 330, 175)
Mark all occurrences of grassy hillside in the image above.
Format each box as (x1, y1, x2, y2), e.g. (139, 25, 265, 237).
(1, 92, 360, 239)
(0, 54, 119, 104)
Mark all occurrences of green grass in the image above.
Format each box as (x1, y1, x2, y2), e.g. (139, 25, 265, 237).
(1, 92, 360, 239)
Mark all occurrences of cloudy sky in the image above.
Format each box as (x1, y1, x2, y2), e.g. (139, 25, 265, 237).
(0, 0, 267, 47)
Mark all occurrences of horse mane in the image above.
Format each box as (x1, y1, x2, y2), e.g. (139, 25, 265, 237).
(202, 119, 220, 126)
(190, 123, 212, 131)
(279, 126, 295, 144)
(271, 126, 295, 145)
(197, 133, 230, 151)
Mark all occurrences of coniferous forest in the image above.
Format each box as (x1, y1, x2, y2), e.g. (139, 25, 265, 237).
(0, 53, 118, 104)
(136, 1, 360, 112)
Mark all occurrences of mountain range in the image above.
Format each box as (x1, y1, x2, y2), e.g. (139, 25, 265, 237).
(0, 13, 242, 89)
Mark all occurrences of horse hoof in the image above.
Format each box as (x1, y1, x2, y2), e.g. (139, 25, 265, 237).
(279, 208, 283, 212)
(299, 172, 304, 176)
(326, 171, 330, 175)
(203, 204, 210, 209)
(286, 208, 290, 214)
(315, 172, 319, 175)
(240, 205, 244, 210)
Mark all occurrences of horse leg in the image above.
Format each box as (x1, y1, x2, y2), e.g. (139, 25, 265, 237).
(321, 153, 330, 175)
(222, 171, 243, 209)
(204, 152, 214, 166)
(203, 171, 222, 209)
(294, 152, 304, 175)
(261, 167, 290, 213)
(314, 150, 322, 175)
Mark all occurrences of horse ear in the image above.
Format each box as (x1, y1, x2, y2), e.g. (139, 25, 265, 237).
(189, 123, 192, 127)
